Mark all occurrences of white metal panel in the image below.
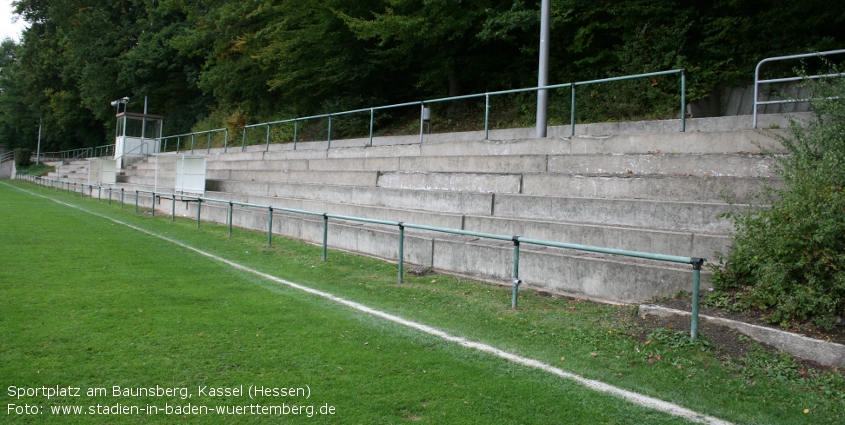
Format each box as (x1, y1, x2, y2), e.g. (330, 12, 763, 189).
(101, 159, 117, 185)
(155, 153, 206, 196)
(87, 158, 118, 186)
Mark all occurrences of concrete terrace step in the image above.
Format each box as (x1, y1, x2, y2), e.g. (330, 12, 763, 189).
(382, 172, 770, 203)
(205, 180, 734, 234)
(138, 198, 708, 303)
(206, 159, 309, 171)
(520, 174, 772, 203)
(377, 172, 522, 194)
(548, 153, 777, 178)
(201, 113, 805, 159)
(206, 180, 495, 216)
(206, 128, 789, 164)
(201, 190, 728, 260)
(107, 116, 802, 304)
(206, 170, 379, 186)
(493, 194, 735, 234)
(206, 152, 774, 180)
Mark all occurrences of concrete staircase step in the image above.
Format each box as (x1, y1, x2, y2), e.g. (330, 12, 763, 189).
(493, 194, 735, 234)
(520, 174, 774, 203)
(205, 180, 495, 216)
(378, 172, 522, 194)
(207, 170, 379, 186)
(207, 131, 786, 165)
(205, 179, 736, 233)
(206, 159, 309, 171)
(463, 215, 727, 261)
(108, 116, 804, 303)
(548, 153, 777, 178)
(205, 191, 727, 260)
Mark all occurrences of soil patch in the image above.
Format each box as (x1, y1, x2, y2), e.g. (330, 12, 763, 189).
(655, 292, 845, 346)
(637, 292, 845, 375)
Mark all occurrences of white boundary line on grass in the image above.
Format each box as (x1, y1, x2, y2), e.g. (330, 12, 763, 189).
(6, 182, 732, 425)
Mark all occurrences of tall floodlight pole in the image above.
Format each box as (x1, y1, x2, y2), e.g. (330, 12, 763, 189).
(36, 118, 42, 165)
(535, 0, 551, 137)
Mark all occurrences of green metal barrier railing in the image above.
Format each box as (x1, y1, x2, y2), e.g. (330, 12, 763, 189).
(240, 69, 686, 152)
(18, 176, 705, 339)
(158, 128, 229, 154)
(129, 188, 705, 339)
(41, 144, 116, 162)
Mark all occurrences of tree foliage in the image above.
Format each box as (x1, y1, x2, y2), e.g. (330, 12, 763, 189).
(0, 0, 843, 150)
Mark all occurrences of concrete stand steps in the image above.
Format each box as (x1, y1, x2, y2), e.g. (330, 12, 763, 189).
(381, 172, 771, 203)
(72, 115, 801, 303)
(199, 191, 729, 260)
(129, 194, 705, 304)
(203, 128, 789, 163)
(204, 179, 735, 233)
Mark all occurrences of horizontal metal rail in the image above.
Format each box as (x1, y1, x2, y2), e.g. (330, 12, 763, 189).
(753, 49, 845, 128)
(132, 188, 704, 339)
(157, 128, 229, 155)
(233, 69, 685, 152)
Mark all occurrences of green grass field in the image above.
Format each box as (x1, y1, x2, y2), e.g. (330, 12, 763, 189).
(1, 180, 843, 424)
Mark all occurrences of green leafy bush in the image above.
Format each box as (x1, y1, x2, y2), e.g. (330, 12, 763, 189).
(13, 148, 31, 167)
(711, 73, 845, 330)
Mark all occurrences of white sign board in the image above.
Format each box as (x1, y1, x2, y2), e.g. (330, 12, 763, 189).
(154, 153, 206, 197)
(87, 158, 117, 186)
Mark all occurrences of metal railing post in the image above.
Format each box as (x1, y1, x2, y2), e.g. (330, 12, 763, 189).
(512, 236, 521, 309)
(208, 132, 212, 154)
(241, 128, 247, 152)
(419, 103, 425, 143)
(680, 69, 687, 132)
(265, 124, 271, 152)
(398, 223, 405, 284)
(196, 199, 202, 228)
(190, 134, 195, 154)
(484, 94, 490, 140)
(176, 136, 181, 153)
(135, 190, 139, 212)
(327, 116, 332, 149)
(690, 258, 703, 340)
(108, 187, 112, 205)
(228, 202, 233, 237)
(171, 196, 176, 221)
(97, 186, 101, 202)
(293, 120, 298, 150)
(224, 129, 229, 153)
(369, 109, 374, 146)
(151, 194, 155, 217)
(120, 188, 124, 209)
(322, 213, 328, 261)
(570, 85, 576, 137)
(267, 207, 273, 247)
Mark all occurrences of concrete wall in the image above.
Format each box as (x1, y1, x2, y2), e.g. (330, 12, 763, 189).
(0, 160, 15, 179)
